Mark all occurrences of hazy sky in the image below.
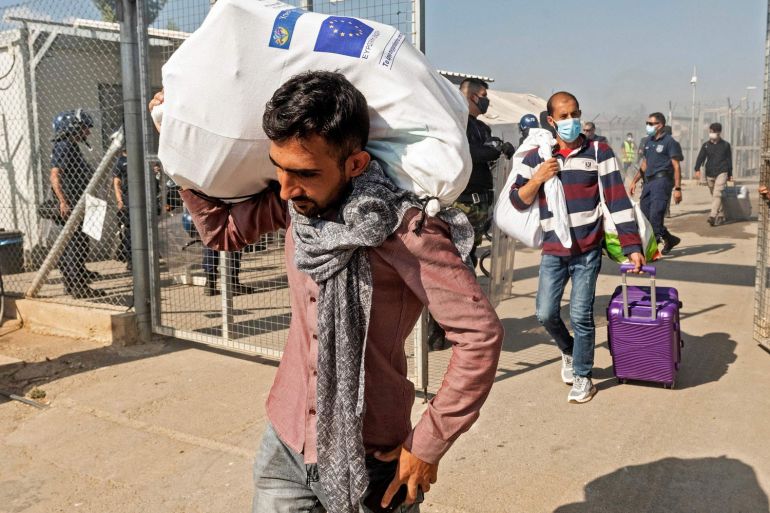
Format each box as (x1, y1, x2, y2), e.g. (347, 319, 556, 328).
(426, 0, 767, 118)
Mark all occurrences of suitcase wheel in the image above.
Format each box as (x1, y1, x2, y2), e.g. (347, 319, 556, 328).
(664, 381, 676, 390)
(618, 378, 627, 385)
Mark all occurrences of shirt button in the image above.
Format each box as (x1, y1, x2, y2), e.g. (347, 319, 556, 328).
(309, 409, 316, 416)
(312, 334, 318, 340)
(312, 369, 318, 377)
(310, 297, 317, 303)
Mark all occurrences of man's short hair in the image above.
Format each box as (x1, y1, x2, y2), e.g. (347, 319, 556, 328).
(626, 132, 633, 137)
(460, 78, 489, 96)
(583, 121, 596, 130)
(649, 112, 666, 126)
(546, 91, 579, 116)
(710, 122, 722, 133)
(262, 70, 369, 165)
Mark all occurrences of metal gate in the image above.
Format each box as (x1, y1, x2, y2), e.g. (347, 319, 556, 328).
(754, 0, 770, 352)
(141, 0, 426, 361)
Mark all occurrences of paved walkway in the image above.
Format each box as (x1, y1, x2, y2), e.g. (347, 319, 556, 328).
(1, 180, 769, 513)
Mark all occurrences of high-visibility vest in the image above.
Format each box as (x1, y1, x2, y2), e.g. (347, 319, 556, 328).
(622, 140, 635, 162)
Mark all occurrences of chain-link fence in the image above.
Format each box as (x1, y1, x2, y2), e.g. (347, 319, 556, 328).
(753, 0, 770, 352)
(0, 0, 144, 309)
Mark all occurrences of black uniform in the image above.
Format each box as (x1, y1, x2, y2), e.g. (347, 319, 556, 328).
(112, 155, 131, 264)
(50, 139, 94, 294)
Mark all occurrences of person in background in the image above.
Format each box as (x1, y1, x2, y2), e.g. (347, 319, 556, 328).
(519, 113, 539, 145)
(454, 77, 514, 266)
(695, 122, 733, 226)
(621, 132, 636, 177)
(201, 247, 255, 296)
(49, 109, 105, 299)
(510, 91, 644, 404)
(583, 121, 607, 143)
(112, 148, 131, 271)
(629, 112, 682, 254)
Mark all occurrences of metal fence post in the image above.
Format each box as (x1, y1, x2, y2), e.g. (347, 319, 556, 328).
(120, 0, 152, 343)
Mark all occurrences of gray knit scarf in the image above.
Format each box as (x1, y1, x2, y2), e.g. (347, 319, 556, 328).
(289, 160, 473, 513)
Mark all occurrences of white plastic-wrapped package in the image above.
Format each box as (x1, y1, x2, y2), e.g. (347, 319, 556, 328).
(158, 0, 470, 211)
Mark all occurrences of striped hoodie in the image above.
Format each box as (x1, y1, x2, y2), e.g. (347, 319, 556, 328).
(509, 136, 642, 257)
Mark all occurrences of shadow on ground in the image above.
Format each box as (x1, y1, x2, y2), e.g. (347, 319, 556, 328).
(0, 337, 279, 406)
(554, 456, 769, 513)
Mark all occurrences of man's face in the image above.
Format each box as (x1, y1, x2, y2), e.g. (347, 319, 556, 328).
(583, 124, 595, 138)
(467, 86, 488, 116)
(547, 97, 581, 129)
(646, 117, 662, 135)
(269, 134, 369, 217)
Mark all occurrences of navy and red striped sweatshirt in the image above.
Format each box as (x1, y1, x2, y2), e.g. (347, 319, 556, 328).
(509, 137, 642, 257)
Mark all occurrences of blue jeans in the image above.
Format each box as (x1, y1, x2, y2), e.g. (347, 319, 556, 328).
(640, 176, 673, 241)
(535, 247, 602, 378)
(252, 424, 421, 513)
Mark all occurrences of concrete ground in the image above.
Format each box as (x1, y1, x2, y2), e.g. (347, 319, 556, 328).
(1, 180, 769, 513)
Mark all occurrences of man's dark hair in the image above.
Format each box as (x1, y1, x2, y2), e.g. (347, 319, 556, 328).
(583, 121, 596, 130)
(460, 78, 489, 96)
(263, 70, 369, 165)
(627, 132, 633, 137)
(710, 122, 722, 133)
(546, 91, 579, 116)
(649, 112, 666, 126)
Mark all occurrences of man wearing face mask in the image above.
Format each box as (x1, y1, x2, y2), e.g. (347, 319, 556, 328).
(453, 78, 513, 266)
(427, 77, 511, 351)
(694, 122, 733, 226)
(622, 132, 636, 177)
(629, 112, 683, 254)
(510, 92, 644, 404)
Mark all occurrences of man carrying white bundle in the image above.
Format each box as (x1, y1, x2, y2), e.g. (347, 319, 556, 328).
(509, 91, 644, 404)
(150, 70, 502, 513)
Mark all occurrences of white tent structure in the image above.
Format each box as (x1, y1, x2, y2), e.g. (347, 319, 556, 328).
(481, 90, 547, 144)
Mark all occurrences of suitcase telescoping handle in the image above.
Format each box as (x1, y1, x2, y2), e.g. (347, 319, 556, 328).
(619, 264, 656, 320)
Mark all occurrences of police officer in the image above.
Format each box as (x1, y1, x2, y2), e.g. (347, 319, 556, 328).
(49, 109, 105, 298)
(112, 148, 131, 271)
(629, 112, 683, 254)
(455, 77, 513, 266)
(519, 113, 539, 145)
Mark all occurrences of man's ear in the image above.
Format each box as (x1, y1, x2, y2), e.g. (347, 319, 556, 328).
(347, 150, 371, 178)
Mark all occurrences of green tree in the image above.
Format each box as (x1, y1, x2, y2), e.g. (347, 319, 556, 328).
(92, 0, 169, 25)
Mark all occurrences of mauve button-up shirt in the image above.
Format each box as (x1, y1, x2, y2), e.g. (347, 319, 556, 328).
(181, 185, 503, 465)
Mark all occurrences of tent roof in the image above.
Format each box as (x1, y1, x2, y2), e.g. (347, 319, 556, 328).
(481, 90, 546, 127)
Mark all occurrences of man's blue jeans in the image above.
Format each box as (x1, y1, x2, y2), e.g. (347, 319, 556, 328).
(252, 423, 421, 513)
(535, 247, 602, 378)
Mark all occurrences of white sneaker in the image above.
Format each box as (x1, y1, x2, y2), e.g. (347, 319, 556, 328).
(568, 376, 597, 404)
(561, 353, 574, 385)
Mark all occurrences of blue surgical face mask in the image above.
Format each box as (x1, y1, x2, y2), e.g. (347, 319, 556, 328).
(646, 124, 657, 136)
(554, 118, 581, 143)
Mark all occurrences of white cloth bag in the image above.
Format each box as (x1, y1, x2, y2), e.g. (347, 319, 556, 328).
(157, 0, 471, 213)
(493, 128, 571, 248)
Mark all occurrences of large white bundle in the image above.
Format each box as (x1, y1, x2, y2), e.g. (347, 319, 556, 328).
(157, 0, 470, 211)
(494, 128, 571, 249)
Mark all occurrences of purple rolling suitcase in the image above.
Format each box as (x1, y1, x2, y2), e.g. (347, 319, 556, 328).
(607, 264, 683, 388)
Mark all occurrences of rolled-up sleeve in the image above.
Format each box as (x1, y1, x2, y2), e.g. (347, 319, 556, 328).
(180, 184, 288, 251)
(384, 211, 503, 464)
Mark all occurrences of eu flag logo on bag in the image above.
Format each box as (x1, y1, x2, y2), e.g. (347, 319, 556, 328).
(269, 8, 304, 50)
(313, 16, 374, 58)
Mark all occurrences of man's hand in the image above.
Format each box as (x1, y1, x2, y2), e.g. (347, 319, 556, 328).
(375, 445, 438, 507)
(673, 189, 683, 204)
(59, 200, 70, 219)
(500, 142, 515, 160)
(629, 182, 638, 197)
(148, 90, 164, 113)
(117, 199, 125, 210)
(627, 252, 646, 273)
(533, 157, 559, 185)
(694, 170, 700, 181)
